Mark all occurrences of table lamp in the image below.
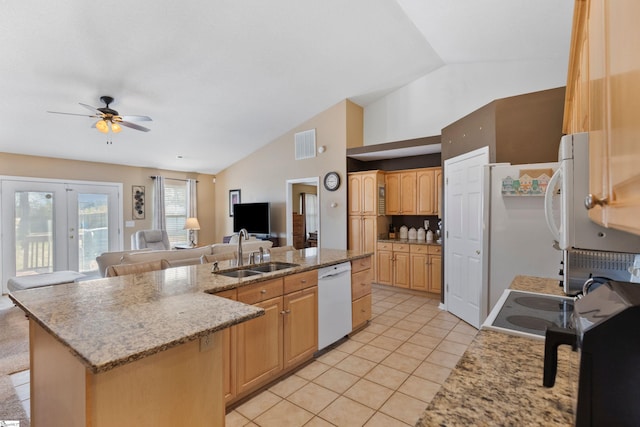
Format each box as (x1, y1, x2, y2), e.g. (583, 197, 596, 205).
(183, 217, 201, 247)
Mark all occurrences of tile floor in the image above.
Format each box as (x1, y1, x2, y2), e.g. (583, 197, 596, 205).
(225, 284, 477, 427)
(5, 285, 478, 426)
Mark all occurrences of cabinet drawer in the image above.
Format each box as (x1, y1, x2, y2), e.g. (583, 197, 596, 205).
(351, 256, 372, 274)
(377, 242, 393, 251)
(351, 269, 372, 300)
(283, 270, 317, 294)
(352, 294, 372, 330)
(393, 243, 410, 252)
(237, 278, 284, 304)
(410, 244, 429, 254)
(213, 289, 237, 300)
(428, 245, 442, 255)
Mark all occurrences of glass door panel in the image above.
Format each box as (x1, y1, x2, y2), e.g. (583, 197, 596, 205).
(14, 190, 55, 276)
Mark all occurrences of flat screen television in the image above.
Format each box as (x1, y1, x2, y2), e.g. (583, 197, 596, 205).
(233, 202, 271, 236)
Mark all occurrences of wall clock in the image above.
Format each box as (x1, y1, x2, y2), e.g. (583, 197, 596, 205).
(324, 171, 341, 191)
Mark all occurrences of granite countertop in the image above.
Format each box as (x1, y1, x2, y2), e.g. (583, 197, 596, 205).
(416, 276, 578, 426)
(9, 247, 371, 374)
(378, 238, 441, 246)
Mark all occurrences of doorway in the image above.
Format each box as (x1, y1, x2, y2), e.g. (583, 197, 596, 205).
(444, 147, 489, 328)
(1, 178, 122, 292)
(286, 177, 320, 249)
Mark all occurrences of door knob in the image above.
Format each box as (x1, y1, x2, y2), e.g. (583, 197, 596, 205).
(475, 250, 480, 255)
(584, 194, 608, 210)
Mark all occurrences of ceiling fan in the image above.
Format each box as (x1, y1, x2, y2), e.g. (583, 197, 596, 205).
(47, 95, 152, 134)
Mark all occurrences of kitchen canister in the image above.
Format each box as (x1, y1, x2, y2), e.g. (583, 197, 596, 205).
(408, 227, 417, 240)
(417, 227, 426, 241)
(399, 225, 408, 239)
(426, 229, 434, 242)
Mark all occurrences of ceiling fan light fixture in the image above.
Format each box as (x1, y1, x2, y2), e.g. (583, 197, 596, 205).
(96, 120, 109, 133)
(111, 122, 122, 133)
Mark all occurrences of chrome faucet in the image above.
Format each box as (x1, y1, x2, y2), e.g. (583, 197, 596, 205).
(237, 228, 249, 266)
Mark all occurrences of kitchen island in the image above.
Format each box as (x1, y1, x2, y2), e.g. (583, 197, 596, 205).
(9, 247, 371, 427)
(416, 276, 578, 426)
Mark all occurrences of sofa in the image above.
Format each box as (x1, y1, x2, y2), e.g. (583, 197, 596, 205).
(95, 239, 273, 277)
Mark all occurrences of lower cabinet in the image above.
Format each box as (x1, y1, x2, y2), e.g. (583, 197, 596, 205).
(376, 242, 410, 288)
(284, 286, 318, 369)
(351, 256, 373, 331)
(428, 253, 442, 294)
(213, 289, 238, 404)
(378, 242, 442, 294)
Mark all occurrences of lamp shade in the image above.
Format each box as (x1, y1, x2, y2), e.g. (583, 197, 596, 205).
(96, 120, 109, 133)
(184, 217, 201, 230)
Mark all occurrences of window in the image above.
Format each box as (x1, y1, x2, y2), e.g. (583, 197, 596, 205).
(163, 180, 188, 245)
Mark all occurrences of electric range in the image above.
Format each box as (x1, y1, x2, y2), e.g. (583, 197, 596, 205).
(482, 289, 575, 340)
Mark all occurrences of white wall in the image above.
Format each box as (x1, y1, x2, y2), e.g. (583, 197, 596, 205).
(363, 59, 569, 144)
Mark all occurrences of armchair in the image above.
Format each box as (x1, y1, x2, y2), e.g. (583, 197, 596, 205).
(132, 229, 171, 250)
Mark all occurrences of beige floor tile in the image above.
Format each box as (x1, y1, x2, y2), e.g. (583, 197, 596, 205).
(375, 300, 397, 309)
(412, 360, 453, 384)
(353, 344, 392, 363)
(362, 322, 389, 335)
(392, 303, 417, 314)
(296, 361, 332, 381)
(269, 374, 309, 398)
(380, 352, 422, 374)
(393, 319, 424, 332)
(254, 399, 314, 427)
(336, 339, 364, 354)
(381, 326, 414, 341)
(436, 339, 469, 356)
(451, 321, 478, 336)
(368, 335, 404, 352)
(316, 349, 349, 366)
(343, 378, 394, 410)
(371, 306, 386, 316)
(384, 294, 412, 303)
(235, 390, 282, 420)
(418, 324, 450, 339)
(445, 330, 476, 345)
(225, 410, 251, 427)
(350, 329, 377, 344)
(364, 364, 410, 390)
(304, 416, 336, 427)
(379, 392, 429, 425)
(287, 382, 339, 414)
(364, 411, 412, 427)
(371, 314, 399, 327)
(313, 367, 359, 394)
(434, 311, 461, 323)
(335, 354, 377, 376)
(380, 308, 407, 319)
(412, 307, 441, 318)
(406, 332, 442, 350)
(318, 396, 375, 427)
(398, 375, 442, 404)
(402, 312, 433, 324)
(427, 318, 458, 331)
(425, 349, 461, 369)
(394, 342, 431, 360)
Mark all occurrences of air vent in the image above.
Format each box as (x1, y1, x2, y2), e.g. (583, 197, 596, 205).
(295, 129, 316, 160)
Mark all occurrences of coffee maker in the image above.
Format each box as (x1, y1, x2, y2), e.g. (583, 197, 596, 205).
(544, 280, 640, 426)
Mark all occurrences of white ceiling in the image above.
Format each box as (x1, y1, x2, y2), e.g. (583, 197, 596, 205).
(0, 0, 573, 174)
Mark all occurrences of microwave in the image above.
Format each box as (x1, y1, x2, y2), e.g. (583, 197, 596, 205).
(544, 133, 640, 254)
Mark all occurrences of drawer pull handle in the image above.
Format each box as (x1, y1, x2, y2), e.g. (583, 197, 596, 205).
(260, 289, 267, 294)
(300, 279, 307, 283)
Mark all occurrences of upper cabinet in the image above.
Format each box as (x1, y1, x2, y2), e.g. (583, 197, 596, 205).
(565, 0, 640, 235)
(386, 167, 441, 216)
(348, 171, 384, 216)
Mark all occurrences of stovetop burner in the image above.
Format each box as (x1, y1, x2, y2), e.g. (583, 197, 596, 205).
(484, 290, 575, 339)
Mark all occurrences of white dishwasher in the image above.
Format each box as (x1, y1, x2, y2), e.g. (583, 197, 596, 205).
(317, 261, 352, 350)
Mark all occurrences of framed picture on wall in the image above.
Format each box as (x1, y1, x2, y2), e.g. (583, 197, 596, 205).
(229, 189, 241, 217)
(132, 185, 145, 219)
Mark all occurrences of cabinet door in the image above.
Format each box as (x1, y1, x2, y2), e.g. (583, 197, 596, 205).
(376, 250, 393, 285)
(416, 169, 435, 215)
(214, 289, 237, 404)
(352, 293, 372, 330)
(361, 173, 378, 215)
(236, 296, 283, 395)
(410, 252, 428, 292)
(348, 215, 362, 251)
(399, 172, 417, 214)
(435, 168, 443, 218)
(393, 251, 411, 288)
(284, 287, 318, 370)
(348, 174, 362, 216)
(361, 216, 378, 255)
(428, 255, 442, 294)
(385, 173, 401, 215)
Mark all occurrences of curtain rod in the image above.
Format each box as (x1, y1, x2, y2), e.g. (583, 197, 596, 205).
(150, 176, 199, 183)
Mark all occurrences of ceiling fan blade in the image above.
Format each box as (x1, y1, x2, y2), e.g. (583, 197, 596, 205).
(79, 103, 100, 113)
(120, 115, 152, 122)
(119, 120, 151, 132)
(47, 111, 99, 118)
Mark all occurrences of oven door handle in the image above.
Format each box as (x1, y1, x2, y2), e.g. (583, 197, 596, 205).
(543, 325, 577, 387)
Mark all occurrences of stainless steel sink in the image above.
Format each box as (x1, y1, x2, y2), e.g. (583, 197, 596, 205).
(214, 261, 299, 278)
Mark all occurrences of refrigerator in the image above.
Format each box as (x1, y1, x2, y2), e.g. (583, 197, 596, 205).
(484, 162, 563, 314)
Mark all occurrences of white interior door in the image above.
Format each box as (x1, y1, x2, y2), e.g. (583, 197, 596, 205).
(444, 147, 489, 328)
(1, 178, 122, 292)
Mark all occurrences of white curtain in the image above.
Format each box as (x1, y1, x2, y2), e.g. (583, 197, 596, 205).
(304, 193, 317, 237)
(153, 176, 167, 231)
(186, 179, 198, 244)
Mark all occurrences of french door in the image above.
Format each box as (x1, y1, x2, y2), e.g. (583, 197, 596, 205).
(1, 178, 122, 293)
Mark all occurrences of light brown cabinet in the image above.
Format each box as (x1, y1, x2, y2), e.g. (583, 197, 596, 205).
(386, 167, 441, 216)
(351, 256, 372, 331)
(284, 286, 318, 369)
(380, 243, 441, 293)
(376, 242, 411, 288)
(416, 169, 435, 215)
(213, 289, 237, 404)
(348, 171, 382, 216)
(565, 0, 640, 236)
(435, 168, 443, 218)
(376, 242, 393, 286)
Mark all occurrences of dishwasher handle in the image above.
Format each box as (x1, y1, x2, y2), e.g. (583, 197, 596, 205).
(318, 262, 352, 280)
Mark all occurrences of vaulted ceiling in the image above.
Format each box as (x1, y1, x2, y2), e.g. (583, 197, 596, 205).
(0, 0, 573, 174)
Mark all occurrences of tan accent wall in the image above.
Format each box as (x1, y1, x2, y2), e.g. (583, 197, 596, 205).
(0, 152, 216, 248)
(346, 99, 364, 149)
(214, 100, 360, 249)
